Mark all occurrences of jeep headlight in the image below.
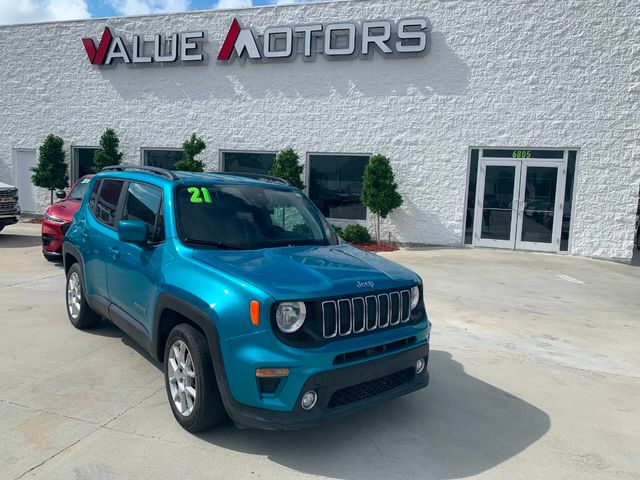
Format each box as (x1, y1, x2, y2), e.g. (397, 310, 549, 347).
(275, 302, 306, 333)
(410, 286, 421, 310)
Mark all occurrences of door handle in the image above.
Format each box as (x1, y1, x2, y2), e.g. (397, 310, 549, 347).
(108, 246, 120, 260)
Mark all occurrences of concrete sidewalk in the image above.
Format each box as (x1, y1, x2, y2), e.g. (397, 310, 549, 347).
(1, 223, 638, 480)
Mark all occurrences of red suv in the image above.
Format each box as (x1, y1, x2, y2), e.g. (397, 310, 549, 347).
(42, 175, 93, 261)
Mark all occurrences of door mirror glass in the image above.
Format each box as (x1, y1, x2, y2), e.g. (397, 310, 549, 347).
(55, 190, 66, 200)
(118, 220, 149, 244)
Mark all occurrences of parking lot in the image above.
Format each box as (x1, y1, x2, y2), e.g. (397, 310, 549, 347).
(1, 223, 639, 480)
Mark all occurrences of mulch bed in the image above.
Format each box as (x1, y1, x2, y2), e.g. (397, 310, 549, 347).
(25, 217, 43, 224)
(350, 242, 399, 252)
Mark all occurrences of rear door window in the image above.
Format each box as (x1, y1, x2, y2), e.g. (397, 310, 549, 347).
(88, 180, 101, 212)
(95, 180, 125, 228)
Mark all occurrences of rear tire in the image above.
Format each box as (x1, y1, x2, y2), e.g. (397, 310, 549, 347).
(65, 263, 100, 329)
(164, 324, 227, 432)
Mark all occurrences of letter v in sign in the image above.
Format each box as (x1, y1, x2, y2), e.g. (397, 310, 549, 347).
(82, 27, 113, 65)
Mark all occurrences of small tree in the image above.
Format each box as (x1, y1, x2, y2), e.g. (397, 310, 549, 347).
(92, 128, 123, 173)
(175, 133, 206, 172)
(361, 154, 403, 244)
(31, 134, 69, 205)
(269, 148, 304, 189)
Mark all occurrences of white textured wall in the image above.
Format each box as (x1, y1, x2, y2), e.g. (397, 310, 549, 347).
(0, 0, 638, 261)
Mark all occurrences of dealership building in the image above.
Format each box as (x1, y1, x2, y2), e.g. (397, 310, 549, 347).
(0, 0, 638, 261)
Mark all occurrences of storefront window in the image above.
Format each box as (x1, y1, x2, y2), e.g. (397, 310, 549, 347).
(143, 149, 186, 170)
(72, 147, 99, 181)
(308, 154, 369, 220)
(465, 149, 479, 244)
(560, 151, 577, 252)
(222, 151, 276, 175)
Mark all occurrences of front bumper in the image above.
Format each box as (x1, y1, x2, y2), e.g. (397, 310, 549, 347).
(223, 343, 429, 430)
(42, 220, 70, 254)
(0, 213, 19, 227)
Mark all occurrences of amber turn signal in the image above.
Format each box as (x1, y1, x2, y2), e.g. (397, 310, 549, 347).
(255, 368, 290, 378)
(250, 300, 260, 326)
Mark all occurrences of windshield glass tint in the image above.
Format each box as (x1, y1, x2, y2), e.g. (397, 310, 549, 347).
(176, 185, 337, 250)
(68, 179, 91, 200)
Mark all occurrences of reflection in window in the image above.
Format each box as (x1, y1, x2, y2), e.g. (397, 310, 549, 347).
(560, 151, 577, 251)
(95, 180, 124, 227)
(222, 152, 276, 175)
(122, 182, 164, 241)
(464, 149, 479, 244)
(143, 149, 185, 170)
(308, 154, 369, 220)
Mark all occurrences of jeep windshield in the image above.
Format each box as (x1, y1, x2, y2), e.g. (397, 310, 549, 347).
(176, 184, 339, 250)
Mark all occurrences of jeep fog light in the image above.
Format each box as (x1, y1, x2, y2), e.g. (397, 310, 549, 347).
(410, 286, 420, 310)
(276, 302, 306, 333)
(301, 391, 317, 410)
(416, 358, 426, 375)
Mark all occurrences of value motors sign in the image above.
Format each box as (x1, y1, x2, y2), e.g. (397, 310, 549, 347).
(82, 17, 428, 66)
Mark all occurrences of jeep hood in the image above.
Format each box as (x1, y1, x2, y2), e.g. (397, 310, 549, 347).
(193, 244, 420, 300)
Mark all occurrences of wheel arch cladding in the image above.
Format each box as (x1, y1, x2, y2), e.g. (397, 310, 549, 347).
(153, 293, 221, 363)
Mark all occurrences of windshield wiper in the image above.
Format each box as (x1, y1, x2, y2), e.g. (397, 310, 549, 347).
(182, 238, 247, 250)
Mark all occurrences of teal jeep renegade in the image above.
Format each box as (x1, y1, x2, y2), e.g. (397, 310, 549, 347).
(63, 166, 431, 432)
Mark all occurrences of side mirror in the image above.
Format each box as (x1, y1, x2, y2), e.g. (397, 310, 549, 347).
(55, 190, 66, 200)
(118, 220, 149, 244)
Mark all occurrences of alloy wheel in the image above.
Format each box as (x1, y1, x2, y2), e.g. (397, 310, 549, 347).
(67, 271, 82, 319)
(168, 340, 197, 417)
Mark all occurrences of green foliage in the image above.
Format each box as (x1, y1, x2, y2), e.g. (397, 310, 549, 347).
(332, 225, 344, 238)
(175, 133, 206, 172)
(92, 128, 123, 173)
(31, 134, 69, 204)
(361, 154, 403, 243)
(342, 224, 371, 244)
(269, 148, 304, 189)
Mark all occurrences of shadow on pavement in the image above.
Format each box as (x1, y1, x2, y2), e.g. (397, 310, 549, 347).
(196, 350, 550, 479)
(0, 232, 42, 248)
(88, 319, 163, 371)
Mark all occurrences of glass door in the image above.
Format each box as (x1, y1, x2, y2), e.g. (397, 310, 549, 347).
(473, 161, 521, 248)
(515, 162, 565, 252)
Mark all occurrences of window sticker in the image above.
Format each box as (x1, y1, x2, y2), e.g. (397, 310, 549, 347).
(82, 178, 91, 183)
(188, 187, 213, 204)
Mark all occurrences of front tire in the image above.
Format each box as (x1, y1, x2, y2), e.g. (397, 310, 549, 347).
(164, 324, 227, 432)
(65, 263, 100, 329)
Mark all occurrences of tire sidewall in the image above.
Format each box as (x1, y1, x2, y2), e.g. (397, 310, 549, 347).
(164, 326, 207, 431)
(66, 263, 88, 327)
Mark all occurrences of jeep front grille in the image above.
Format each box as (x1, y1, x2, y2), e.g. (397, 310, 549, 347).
(322, 290, 411, 339)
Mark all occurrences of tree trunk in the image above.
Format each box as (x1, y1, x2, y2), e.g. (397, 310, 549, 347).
(50, 189, 53, 205)
(376, 214, 381, 244)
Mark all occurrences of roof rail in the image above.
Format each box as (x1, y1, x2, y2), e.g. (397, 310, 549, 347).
(209, 172, 291, 186)
(101, 165, 179, 180)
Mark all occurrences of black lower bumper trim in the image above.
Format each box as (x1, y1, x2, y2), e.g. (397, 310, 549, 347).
(223, 343, 429, 430)
(0, 217, 19, 227)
